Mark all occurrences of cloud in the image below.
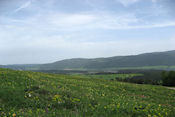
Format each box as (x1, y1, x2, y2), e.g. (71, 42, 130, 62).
(14, 0, 32, 13)
(49, 14, 97, 27)
(109, 21, 175, 30)
(51, 13, 175, 30)
(47, 13, 134, 30)
(150, 0, 175, 18)
(2, 10, 175, 33)
(151, 0, 157, 3)
(29, 12, 175, 31)
(117, 0, 141, 7)
(5, 0, 175, 31)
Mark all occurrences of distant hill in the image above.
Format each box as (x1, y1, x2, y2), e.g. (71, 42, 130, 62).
(1, 50, 175, 70)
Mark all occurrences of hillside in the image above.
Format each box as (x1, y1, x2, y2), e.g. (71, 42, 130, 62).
(1, 50, 175, 70)
(0, 68, 175, 116)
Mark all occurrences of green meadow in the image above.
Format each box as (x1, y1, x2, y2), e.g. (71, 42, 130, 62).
(0, 68, 175, 117)
(70, 73, 142, 80)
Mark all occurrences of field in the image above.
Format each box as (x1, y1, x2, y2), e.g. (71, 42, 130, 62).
(0, 68, 175, 117)
(70, 73, 142, 80)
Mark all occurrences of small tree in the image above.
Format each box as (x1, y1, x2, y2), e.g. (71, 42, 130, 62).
(162, 71, 175, 86)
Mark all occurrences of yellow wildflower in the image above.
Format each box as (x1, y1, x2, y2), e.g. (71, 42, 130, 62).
(12, 113, 16, 117)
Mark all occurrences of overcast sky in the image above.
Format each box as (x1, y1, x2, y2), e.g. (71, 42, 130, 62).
(0, 0, 175, 64)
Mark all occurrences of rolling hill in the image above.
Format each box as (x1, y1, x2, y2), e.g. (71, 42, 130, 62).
(1, 50, 175, 70)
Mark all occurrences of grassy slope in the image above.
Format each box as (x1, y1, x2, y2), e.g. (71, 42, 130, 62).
(0, 68, 175, 117)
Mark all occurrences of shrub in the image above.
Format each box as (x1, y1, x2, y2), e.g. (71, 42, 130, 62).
(162, 71, 175, 86)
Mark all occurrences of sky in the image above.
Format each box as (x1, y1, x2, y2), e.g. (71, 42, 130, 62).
(0, 0, 175, 64)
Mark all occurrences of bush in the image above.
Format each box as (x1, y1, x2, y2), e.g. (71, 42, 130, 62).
(162, 71, 175, 86)
(115, 70, 162, 85)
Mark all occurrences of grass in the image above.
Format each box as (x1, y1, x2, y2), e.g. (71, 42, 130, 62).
(100, 66, 175, 70)
(70, 74, 142, 80)
(0, 68, 175, 117)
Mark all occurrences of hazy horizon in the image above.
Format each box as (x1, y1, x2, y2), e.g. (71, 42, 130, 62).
(1, 49, 174, 65)
(0, 0, 175, 64)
